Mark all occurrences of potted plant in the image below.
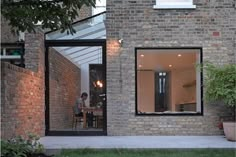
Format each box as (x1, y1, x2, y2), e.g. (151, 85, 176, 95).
(200, 62, 236, 141)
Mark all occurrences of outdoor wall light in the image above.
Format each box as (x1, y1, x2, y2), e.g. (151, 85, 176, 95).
(118, 38, 123, 45)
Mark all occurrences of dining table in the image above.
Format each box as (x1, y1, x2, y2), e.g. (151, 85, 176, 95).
(82, 107, 103, 128)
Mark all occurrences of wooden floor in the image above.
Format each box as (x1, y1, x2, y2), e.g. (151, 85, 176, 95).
(50, 124, 103, 132)
(50, 128, 103, 131)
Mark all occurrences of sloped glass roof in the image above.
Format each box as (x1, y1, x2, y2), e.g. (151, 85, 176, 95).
(45, 12, 106, 67)
(46, 12, 106, 40)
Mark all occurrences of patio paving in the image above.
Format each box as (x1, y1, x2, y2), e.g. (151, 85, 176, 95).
(40, 136, 236, 149)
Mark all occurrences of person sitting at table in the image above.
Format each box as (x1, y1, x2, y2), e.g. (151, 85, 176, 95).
(74, 92, 88, 117)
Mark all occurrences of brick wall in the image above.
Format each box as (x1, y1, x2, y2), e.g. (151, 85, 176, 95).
(1, 62, 45, 139)
(78, 6, 92, 20)
(1, 29, 45, 139)
(24, 29, 45, 74)
(49, 48, 81, 130)
(106, 0, 236, 135)
(73, 5, 92, 22)
(1, 16, 19, 43)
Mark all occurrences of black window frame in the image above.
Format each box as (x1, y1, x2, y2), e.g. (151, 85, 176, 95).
(44, 39, 107, 136)
(135, 47, 203, 116)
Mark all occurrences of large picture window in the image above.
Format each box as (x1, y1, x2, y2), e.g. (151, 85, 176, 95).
(135, 48, 202, 115)
(153, 0, 196, 9)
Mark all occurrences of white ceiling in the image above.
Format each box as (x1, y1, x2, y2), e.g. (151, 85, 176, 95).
(137, 49, 200, 71)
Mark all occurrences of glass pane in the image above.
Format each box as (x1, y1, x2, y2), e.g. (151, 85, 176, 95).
(46, 13, 106, 40)
(49, 46, 104, 131)
(159, 78, 162, 93)
(1, 45, 24, 67)
(163, 78, 165, 93)
(137, 49, 201, 114)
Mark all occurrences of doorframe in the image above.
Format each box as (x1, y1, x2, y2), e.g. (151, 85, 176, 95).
(44, 39, 107, 136)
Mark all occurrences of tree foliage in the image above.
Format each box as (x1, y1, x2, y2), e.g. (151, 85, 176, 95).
(1, 0, 96, 34)
(200, 62, 236, 107)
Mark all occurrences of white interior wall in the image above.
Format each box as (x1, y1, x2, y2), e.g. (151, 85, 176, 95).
(137, 49, 201, 113)
(171, 67, 196, 111)
(137, 68, 196, 112)
(81, 64, 90, 106)
(137, 71, 155, 112)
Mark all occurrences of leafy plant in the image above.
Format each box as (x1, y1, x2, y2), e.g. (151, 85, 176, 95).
(199, 62, 236, 107)
(1, 0, 96, 34)
(1, 133, 44, 157)
(26, 133, 44, 154)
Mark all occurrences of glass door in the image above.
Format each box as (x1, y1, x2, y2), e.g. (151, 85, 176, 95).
(45, 42, 106, 136)
(45, 12, 106, 135)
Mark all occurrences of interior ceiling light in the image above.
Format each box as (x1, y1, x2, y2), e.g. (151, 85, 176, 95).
(140, 54, 144, 57)
(96, 80, 101, 86)
(139, 64, 142, 68)
(178, 54, 182, 57)
(169, 64, 172, 67)
(96, 80, 103, 88)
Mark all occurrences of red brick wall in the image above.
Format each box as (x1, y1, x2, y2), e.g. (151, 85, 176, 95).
(1, 30, 45, 139)
(49, 48, 81, 130)
(1, 62, 45, 139)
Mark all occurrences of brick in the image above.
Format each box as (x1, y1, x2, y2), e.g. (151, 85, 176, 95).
(1, 0, 236, 137)
(212, 32, 220, 37)
(1, 29, 45, 139)
(106, 0, 236, 135)
(1, 62, 45, 139)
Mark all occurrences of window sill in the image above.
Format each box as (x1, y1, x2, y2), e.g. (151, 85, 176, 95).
(0, 56, 21, 59)
(153, 4, 196, 9)
(136, 112, 202, 116)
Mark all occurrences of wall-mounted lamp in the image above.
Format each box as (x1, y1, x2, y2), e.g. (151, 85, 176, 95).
(118, 39, 123, 45)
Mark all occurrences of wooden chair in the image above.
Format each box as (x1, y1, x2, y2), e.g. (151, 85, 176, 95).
(86, 112, 98, 128)
(72, 107, 83, 130)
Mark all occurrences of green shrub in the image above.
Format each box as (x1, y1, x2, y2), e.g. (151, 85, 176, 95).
(200, 62, 236, 107)
(1, 133, 44, 157)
